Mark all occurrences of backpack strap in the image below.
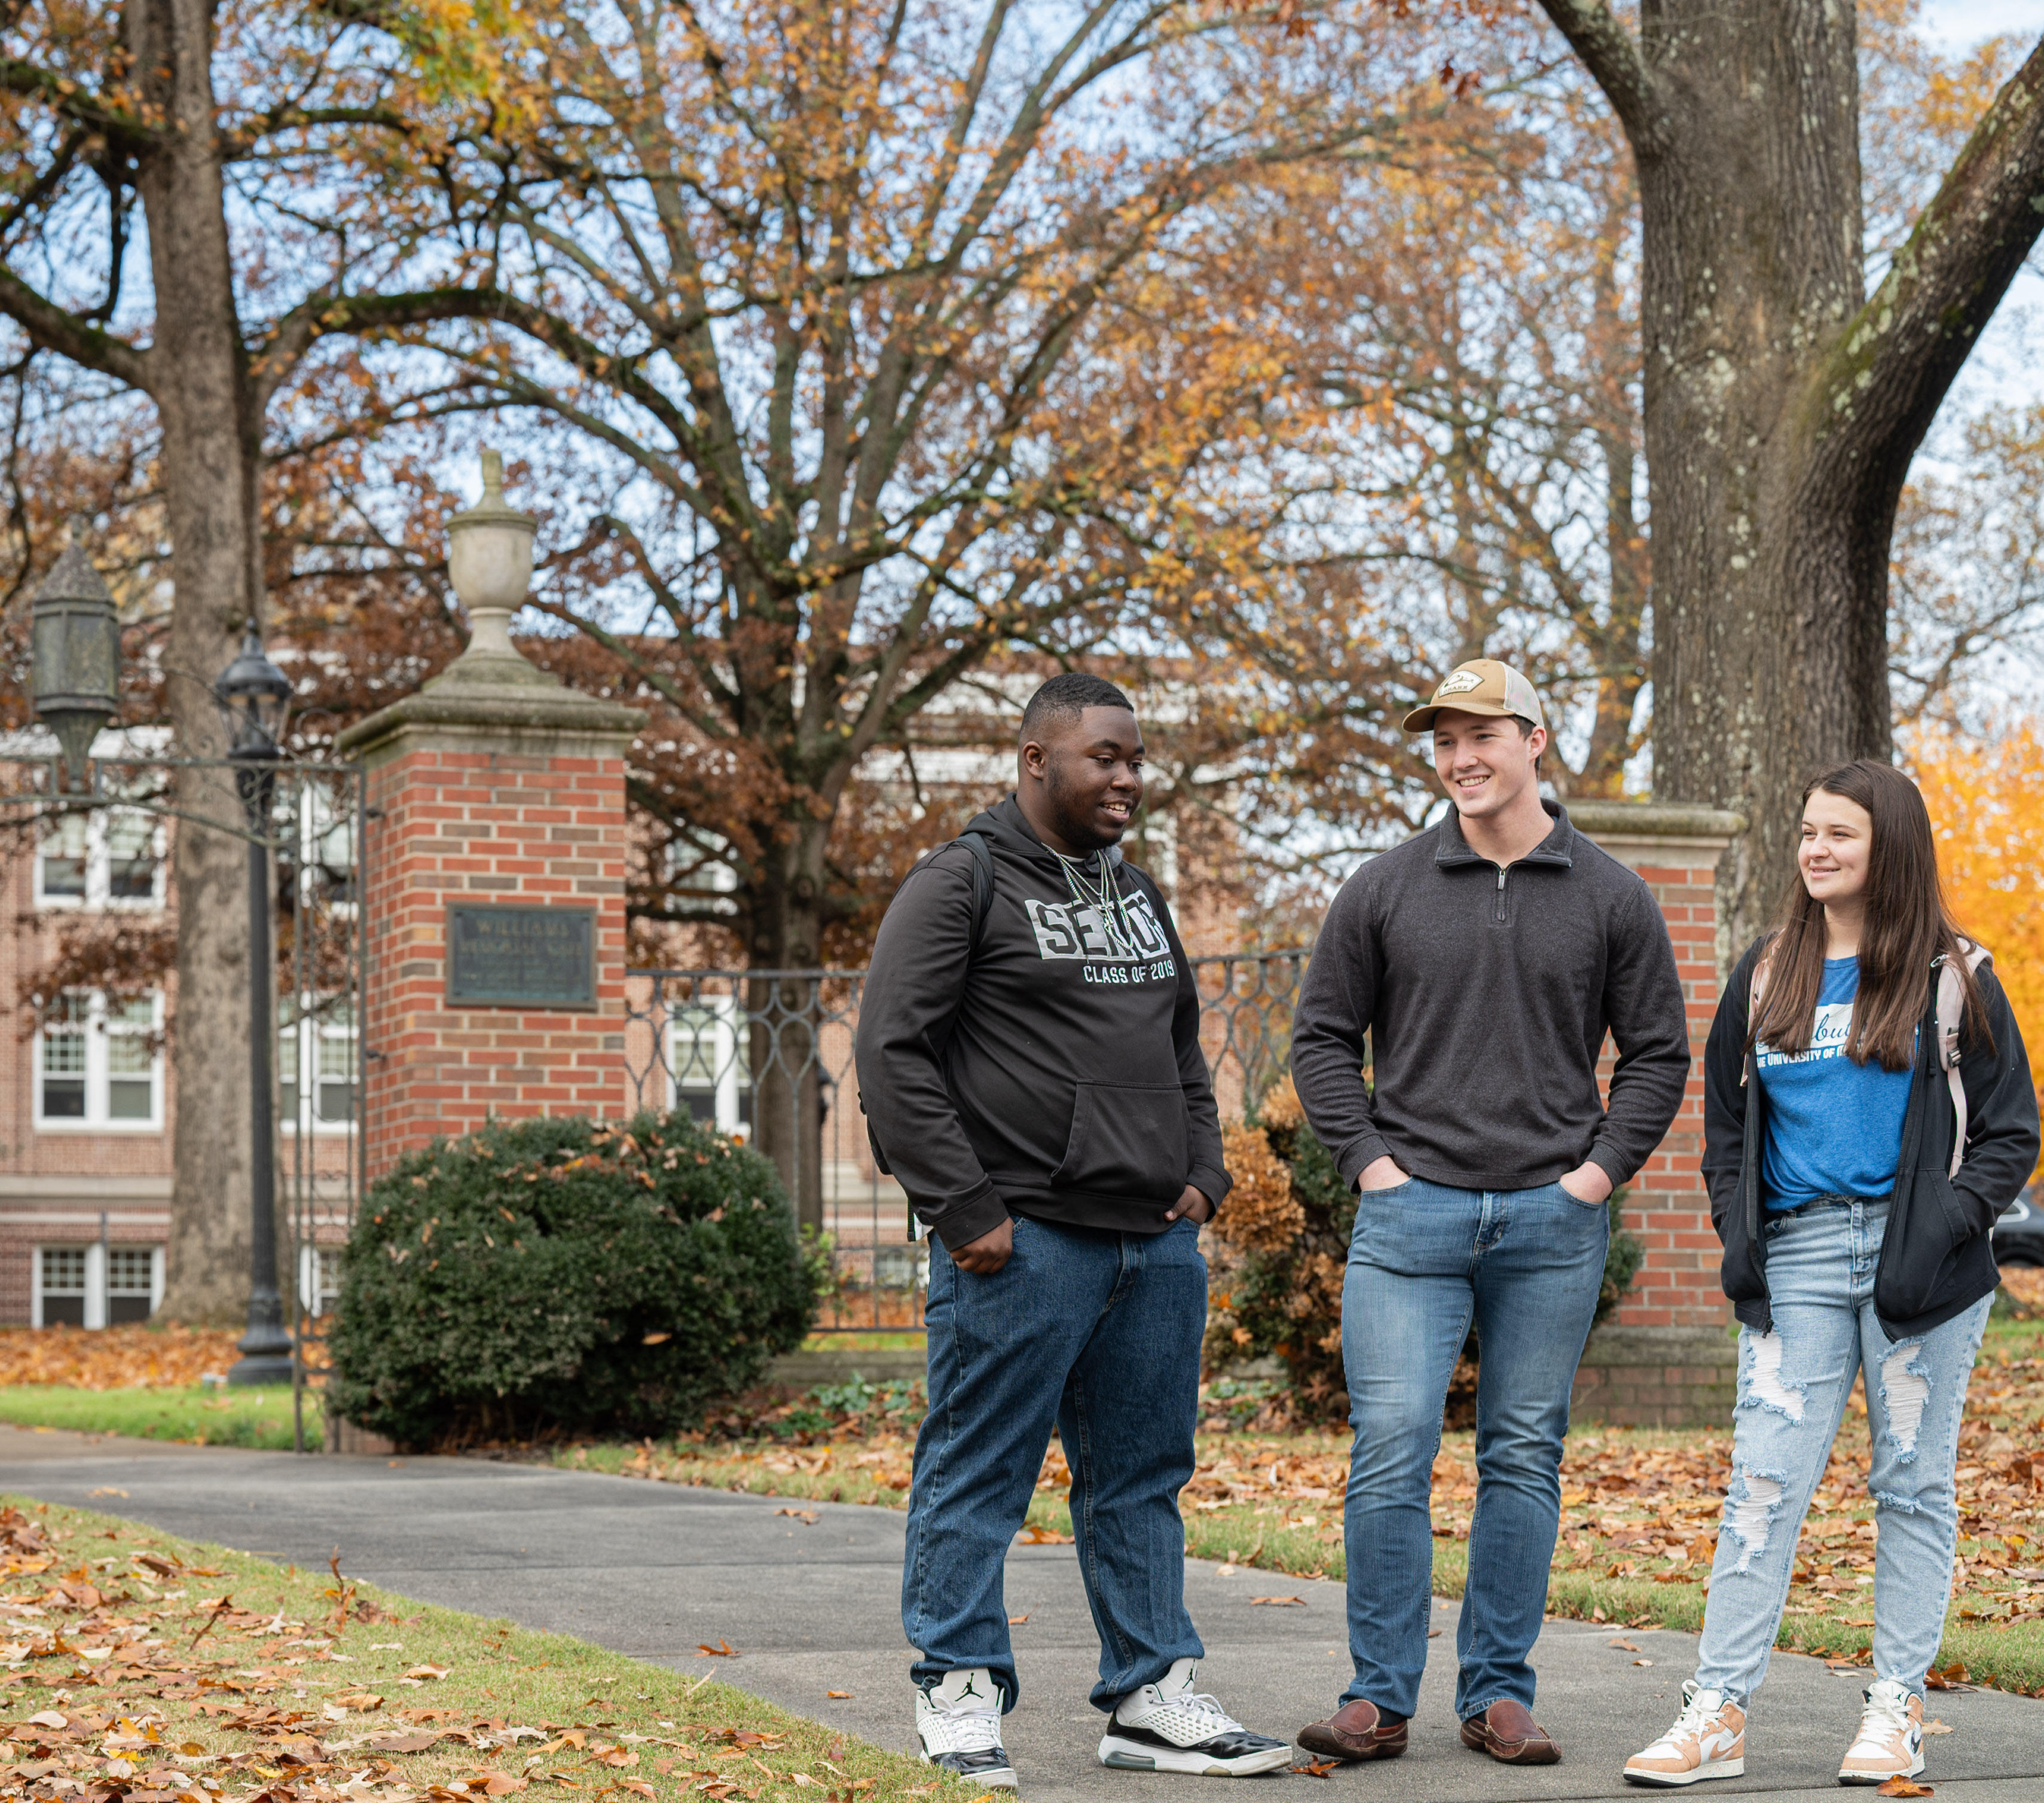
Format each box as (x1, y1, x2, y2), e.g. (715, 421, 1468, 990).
(1936, 940, 1990, 1179)
(1740, 945, 1774, 1087)
(961, 830, 995, 951)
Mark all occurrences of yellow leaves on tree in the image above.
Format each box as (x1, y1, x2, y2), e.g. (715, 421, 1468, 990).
(1912, 723, 2044, 1147)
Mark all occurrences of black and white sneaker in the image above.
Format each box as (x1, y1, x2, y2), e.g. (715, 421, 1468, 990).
(1098, 1658, 1293, 1776)
(916, 1668, 1018, 1790)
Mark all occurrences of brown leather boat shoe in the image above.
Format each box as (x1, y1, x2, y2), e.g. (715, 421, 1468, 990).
(1296, 1700, 1408, 1762)
(1459, 1700, 1560, 1764)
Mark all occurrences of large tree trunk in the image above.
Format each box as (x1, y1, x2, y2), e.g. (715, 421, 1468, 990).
(1632, 0, 1872, 937)
(1539, 1, 2044, 939)
(129, 0, 271, 1323)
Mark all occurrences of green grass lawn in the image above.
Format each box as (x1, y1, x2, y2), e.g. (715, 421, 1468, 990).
(0, 1382, 320, 1449)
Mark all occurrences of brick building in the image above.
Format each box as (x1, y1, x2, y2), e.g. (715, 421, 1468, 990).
(0, 757, 356, 1330)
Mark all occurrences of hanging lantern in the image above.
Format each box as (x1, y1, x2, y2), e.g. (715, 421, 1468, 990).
(213, 619, 293, 759)
(30, 531, 121, 789)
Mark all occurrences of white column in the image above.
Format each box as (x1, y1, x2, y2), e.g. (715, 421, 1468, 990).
(84, 1241, 107, 1331)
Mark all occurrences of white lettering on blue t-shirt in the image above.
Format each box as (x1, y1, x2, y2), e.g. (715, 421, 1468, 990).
(1753, 955, 1912, 1209)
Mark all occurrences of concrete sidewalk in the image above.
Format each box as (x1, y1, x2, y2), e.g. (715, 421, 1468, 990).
(4, 1424, 2041, 1801)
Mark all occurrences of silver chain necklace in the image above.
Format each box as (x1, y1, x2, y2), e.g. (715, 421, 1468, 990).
(1053, 849, 1138, 958)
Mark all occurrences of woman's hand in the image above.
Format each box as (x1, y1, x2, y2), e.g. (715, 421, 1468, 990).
(1165, 1184, 1214, 1224)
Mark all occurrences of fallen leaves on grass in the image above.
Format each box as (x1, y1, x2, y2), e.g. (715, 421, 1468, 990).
(0, 1325, 285, 1389)
(1015, 1527, 1070, 1545)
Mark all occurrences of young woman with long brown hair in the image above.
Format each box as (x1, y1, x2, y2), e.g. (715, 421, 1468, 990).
(1624, 759, 2038, 1789)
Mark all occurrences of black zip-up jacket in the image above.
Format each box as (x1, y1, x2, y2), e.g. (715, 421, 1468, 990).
(1291, 801, 1691, 1192)
(857, 796, 1230, 1253)
(1704, 937, 2040, 1339)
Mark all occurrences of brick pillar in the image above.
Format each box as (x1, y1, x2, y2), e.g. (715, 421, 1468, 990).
(1565, 800, 1745, 1426)
(335, 462, 644, 1184)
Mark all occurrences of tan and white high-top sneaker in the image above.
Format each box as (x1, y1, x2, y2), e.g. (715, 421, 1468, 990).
(1838, 1678, 1924, 1785)
(1623, 1680, 1746, 1787)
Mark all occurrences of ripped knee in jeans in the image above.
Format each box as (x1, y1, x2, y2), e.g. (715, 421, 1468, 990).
(1877, 1343, 1931, 1464)
(1723, 1467, 1787, 1574)
(1739, 1331, 1806, 1423)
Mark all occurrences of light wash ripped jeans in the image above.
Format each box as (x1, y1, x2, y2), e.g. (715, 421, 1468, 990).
(1694, 1195, 1990, 1703)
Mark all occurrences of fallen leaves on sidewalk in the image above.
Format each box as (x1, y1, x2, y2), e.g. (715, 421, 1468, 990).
(695, 1641, 738, 1657)
(1248, 1596, 1303, 1607)
(1874, 1780, 1935, 1797)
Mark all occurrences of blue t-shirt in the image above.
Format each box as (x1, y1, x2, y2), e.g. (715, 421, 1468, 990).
(1754, 956, 1914, 1209)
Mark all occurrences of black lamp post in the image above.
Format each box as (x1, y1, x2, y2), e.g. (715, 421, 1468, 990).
(29, 528, 121, 790)
(216, 621, 296, 1386)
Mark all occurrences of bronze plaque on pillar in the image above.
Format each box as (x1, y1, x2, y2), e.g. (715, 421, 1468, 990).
(446, 904, 597, 1008)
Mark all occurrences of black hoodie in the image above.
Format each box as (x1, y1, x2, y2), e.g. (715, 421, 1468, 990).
(856, 795, 1231, 1252)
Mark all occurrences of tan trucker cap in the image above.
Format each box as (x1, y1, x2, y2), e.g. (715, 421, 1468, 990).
(1401, 658, 1547, 734)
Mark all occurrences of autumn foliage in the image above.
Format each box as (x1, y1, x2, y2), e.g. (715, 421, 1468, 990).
(1912, 722, 2044, 1150)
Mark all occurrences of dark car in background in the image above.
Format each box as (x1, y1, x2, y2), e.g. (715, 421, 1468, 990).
(1994, 1182, 2044, 1269)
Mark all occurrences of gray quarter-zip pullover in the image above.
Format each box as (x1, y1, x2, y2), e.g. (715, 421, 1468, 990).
(1290, 801, 1689, 1194)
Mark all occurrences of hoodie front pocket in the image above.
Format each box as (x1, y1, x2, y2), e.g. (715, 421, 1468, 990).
(1052, 1081, 1190, 1202)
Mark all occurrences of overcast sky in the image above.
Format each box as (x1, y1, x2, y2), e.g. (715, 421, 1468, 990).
(1920, 1, 2044, 49)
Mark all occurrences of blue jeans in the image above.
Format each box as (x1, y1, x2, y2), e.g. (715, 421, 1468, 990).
(1694, 1197, 1989, 1703)
(903, 1214, 1208, 1712)
(1340, 1176, 1608, 1721)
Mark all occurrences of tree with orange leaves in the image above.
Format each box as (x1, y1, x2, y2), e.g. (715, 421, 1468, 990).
(1911, 724, 2044, 1141)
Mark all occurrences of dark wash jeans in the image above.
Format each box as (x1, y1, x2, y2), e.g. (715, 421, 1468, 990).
(903, 1213, 1207, 1712)
(1340, 1175, 1608, 1721)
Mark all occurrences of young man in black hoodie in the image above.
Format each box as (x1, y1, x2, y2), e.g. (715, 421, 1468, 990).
(858, 673, 1291, 1790)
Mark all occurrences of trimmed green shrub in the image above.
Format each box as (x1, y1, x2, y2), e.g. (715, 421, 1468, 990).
(328, 1111, 817, 1447)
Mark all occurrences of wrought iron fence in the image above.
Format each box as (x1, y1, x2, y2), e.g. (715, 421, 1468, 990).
(623, 949, 1311, 1331)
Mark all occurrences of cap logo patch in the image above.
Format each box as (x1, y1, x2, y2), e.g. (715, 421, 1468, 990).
(1436, 668, 1484, 696)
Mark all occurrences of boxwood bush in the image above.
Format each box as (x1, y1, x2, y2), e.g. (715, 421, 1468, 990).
(328, 1110, 817, 1447)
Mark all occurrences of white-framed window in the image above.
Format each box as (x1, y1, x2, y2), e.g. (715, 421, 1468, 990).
(33, 991, 164, 1129)
(668, 1001, 751, 1137)
(35, 1246, 87, 1327)
(32, 1242, 161, 1328)
(280, 1001, 356, 1133)
(33, 808, 165, 910)
(298, 1245, 343, 1316)
(106, 1245, 160, 1324)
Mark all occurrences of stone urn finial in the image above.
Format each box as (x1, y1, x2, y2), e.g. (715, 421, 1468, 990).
(436, 449, 554, 690)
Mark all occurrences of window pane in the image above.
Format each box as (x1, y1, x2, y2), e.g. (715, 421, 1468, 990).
(41, 1078, 86, 1118)
(107, 1247, 155, 1294)
(107, 1078, 152, 1120)
(316, 1080, 353, 1124)
(106, 1030, 152, 1075)
(317, 1032, 351, 1078)
(39, 818, 87, 897)
(40, 1246, 87, 1292)
(108, 998, 154, 1029)
(42, 1027, 85, 1075)
(106, 815, 156, 899)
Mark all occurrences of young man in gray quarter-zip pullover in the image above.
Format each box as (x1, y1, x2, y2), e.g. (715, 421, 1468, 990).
(1288, 658, 1689, 1773)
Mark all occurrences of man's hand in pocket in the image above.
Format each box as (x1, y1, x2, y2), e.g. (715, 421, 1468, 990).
(951, 1218, 1014, 1275)
(1357, 1156, 1410, 1193)
(1558, 1162, 1614, 1204)
(1164, 1185, 1214, 1224)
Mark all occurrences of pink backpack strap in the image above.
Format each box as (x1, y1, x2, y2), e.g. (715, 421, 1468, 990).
(1938, 940, 1991, 1180)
